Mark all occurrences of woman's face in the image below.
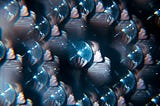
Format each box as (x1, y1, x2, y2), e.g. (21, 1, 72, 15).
(95, 1, 104, 12)
(138, 28, 148, 40)
(117, 96, 126, 106)
(43, 50, 52, 61)
(136, 78, 146, 89)
(91, 41, 103, 62)
(70, 7, 79, 18)
(7, 48, 16, 59)
(120, 9, 130, 20)
(51, 25, 60, 36)
(49, 75, 58, 86)
(20, 5, 29, 17)
(144, 53, 153, 65)
(67, 94, 76, 105)
(132, 15, 148, 40)
(17, 92, 26, 104)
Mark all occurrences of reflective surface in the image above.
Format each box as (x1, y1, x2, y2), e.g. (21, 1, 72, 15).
(69, 41, 93, 66)
(34, 16, 50, 41)
(126, 45, 144, 69)
(104, 0, 120, 20)
(0, 82, 16, 105)
(115, 20, 137, 44)
(119, 70, 136, 94)
(78, 0, 95, 16)
(0, 0, 19, 23)
(25, 41, 43, 65)
(43, 86, 66, 106)
(100, 88, 117, 106)
(76, 94, 91, 106)
(26, 66, 49, 91)
(0, 41, 5, 61)
(49, 0, 69, 24)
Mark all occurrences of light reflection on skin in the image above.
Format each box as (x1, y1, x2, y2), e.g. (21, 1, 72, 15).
(93, 101, 99, 106)
(138, 28, 148, 40)
(20, 5, 29, 17)
(96, 1, 105, 12)
(90, 41, 103, 63)
(43, 49, 52, 61)
(144, 54, 153, 65)
(51, 25, 60, 36)
(17, 91, 26, 104)
(70, 7, 80, 18)
(49, 75, 59, 87)
(67, 94, 76, 105)
(136, 78, 146, 90)
(117, 96, 126, 106)
(118, 0, 130, 20)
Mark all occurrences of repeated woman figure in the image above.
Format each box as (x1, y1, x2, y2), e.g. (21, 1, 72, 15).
(0, 0, 160, 105)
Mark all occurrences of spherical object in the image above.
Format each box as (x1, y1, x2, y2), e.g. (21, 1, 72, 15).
(32, 66, 49, 91)
(78, 0, 95, 16)
(127, 45, 144, 69)
(0, 82, 16, 105)
(119, 70, 136, 94)
(115, 20, 137, 44)
(69, 41, 93, 67)
(25, 41, 43, 65)
(34, 16, 51, 41)
(48, 0, 69, 24)
(43, 86, 66, 105)
(100, 88, 117, 106)
(0, 0, 19, 24)
(104, 0, 120, 20)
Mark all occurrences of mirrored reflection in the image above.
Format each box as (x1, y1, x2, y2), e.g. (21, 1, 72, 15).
(100, 88, 117, 106)
(119, 70, 136, 94)
(113, 70, 136, 95)
(33, 16, 50, 41)
(43, 86, 66, 106)
(115, 20, 137, 44)
(69, 41, 93, 66)
(78, 0, 95, 16)
(0, 82, 16, 105)
(0, 41, 5, 61)
(0, 0, 19, 23)
(124, 45, 144, 69)
(76, 94, 91, 106)
(24, 41, 43, 65)
(48, 0, 69, 24)
(25, 66, 49, 91)
(104, 0, 120, 20)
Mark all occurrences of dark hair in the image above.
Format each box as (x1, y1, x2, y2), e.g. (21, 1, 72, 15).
(137, 65, 160, 88)
(130, 89, 151, 105)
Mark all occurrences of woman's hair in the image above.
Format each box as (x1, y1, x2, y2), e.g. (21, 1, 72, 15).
(130, 89, 151, 105)
(136, 65, 160, 87)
